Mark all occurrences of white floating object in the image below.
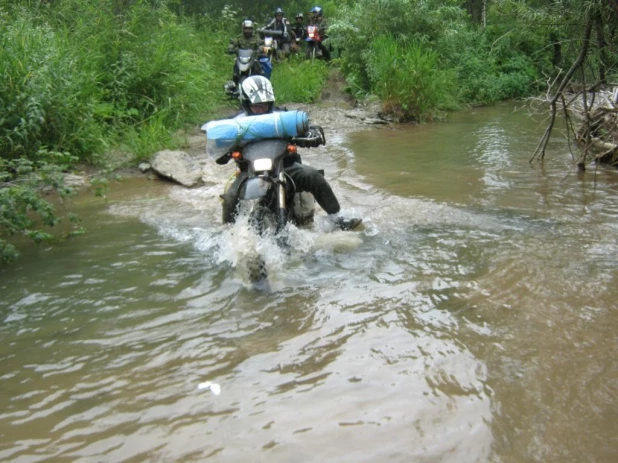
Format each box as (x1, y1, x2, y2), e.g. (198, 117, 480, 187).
(210, 383, 221, 395)
(198, 381, 221, 395)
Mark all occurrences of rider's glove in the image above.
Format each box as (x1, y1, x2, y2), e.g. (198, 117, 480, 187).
(283, 32, 289, 40)
(294, 125, 326, 148)
(216, 153, 232, 165)
(308, 125, 326, 145)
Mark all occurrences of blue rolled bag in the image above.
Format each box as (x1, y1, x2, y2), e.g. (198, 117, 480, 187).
(202, 110, 309, 159)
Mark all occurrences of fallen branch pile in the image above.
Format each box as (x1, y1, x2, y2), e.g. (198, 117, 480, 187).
(572, 87, 618, 166)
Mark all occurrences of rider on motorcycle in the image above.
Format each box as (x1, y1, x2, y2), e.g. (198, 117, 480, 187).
(227, 19, 266, 86)
(290, 13, 306, 52)
(309, 6, 331, 61)
(263, 7, 291, 58)
(217, 76, 361, 231)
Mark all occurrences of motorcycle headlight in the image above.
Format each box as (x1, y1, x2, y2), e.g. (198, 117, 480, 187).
(253, 158, 273, 171)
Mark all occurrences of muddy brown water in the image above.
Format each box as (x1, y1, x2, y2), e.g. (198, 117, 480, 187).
(1, 103, 617, 462)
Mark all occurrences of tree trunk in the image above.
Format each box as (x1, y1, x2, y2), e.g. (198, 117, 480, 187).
(531, 10, 593, 163)
(465, 0, 484, 24)
(594, 12, 607, 84)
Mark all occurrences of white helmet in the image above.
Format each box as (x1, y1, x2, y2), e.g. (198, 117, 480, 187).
(242, 19, 254, 37)
(240, 76, 275, 115)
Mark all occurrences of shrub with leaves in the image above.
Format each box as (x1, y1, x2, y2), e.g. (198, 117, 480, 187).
(329, 0, 545, 116)
(0, 6, 105, 162)
(365, 35, 456, 121)
(0, 151, 78, 263)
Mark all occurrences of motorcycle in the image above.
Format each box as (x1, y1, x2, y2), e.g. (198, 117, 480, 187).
(232, 138, 319, 234)
(305, 24, 323, 60)
(257, 28, 286, 61)
(203, 111, 324, 284)
(262, 36, 278, 61)
(224, 47, 273, 98)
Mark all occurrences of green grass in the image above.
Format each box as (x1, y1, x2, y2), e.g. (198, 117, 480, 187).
(366, 35, 456, 121)
(271, 57, 330, 104)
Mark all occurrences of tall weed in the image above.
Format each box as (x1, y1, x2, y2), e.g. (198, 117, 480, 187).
(366, 35, 456, 121)
(0, 7, 104, 161)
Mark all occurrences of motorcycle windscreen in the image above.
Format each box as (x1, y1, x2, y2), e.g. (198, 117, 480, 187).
(242, 139, 289, 165)
(237, 49, 254, 71)
(240, 177, 271, 200)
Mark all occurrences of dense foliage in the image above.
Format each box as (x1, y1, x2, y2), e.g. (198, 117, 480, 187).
(1, 0, 229, 261)
(1, 0, 616, 262)
(330, 0, 554, 120)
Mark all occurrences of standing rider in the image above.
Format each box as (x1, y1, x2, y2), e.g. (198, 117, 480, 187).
(227, 19, 265, 88)
(263, 7, 291, 58)
(309, 6, 331, 61)
(217, 76, 362, 231)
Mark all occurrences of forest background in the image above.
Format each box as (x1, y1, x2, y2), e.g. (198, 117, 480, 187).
(1, 0, 617, 262)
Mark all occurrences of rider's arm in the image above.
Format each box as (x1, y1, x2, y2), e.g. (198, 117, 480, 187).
(227, 38, 238, 54)
(320, 19, 329, 37)
(256, 39, 268, 56)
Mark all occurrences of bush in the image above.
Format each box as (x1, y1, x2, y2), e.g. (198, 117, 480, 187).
(366, 35, 456, 121)
(0, 152, 79, 263)
(0, 8, 105, 162)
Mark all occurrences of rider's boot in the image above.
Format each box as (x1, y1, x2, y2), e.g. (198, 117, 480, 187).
(328, 213, 362, 231)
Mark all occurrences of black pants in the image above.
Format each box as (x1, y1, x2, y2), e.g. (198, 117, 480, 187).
(221, 163, 341, 224)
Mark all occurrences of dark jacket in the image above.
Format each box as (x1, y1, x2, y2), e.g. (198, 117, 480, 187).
(291, 23, 305, 41)
(227, 34, 264, 55)
(263, 17, 290, 42)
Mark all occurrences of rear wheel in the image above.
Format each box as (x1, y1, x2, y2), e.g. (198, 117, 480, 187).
(244, 204, 274, 285)
(248, 203, 276, 236)
(247, 254, 268, 285)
